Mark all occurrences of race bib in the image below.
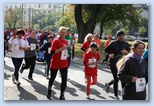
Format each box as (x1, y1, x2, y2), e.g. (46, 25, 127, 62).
(60, 49, 68, 60)
(48, 47, 51, 54)
(136, 78, 146, 92)
(30, 44, 36, 50)
(88, 58, 96, 68)
(43, 40, 47, 44)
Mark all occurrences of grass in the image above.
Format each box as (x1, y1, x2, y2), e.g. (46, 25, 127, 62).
(74, 40, 148, 60)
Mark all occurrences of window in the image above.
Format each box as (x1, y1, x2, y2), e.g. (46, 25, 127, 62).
(15, 5, 17, 8)
(24, 16, 26, 20)
(6, 5, 8, 9)
(38, 4, 41, 8)
(48, 11, 51, 14)
(44, 11, 46, 14)
(49, 4, 51, 8)
(24, 4, 26, 8)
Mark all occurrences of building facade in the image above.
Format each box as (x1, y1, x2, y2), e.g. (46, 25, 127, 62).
(4, 4, 68, 28)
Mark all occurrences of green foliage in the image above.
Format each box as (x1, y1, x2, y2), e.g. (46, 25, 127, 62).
(4, 7, 22, 28)
(42, 25, 54, 31)
(33, 24, 40, 30)
(139, 26, 147, 34)
(120, 28, 129, 35)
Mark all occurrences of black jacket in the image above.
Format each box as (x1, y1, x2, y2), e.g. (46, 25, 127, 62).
(117, 54, 148, 100)
(105, 40, 130, 64)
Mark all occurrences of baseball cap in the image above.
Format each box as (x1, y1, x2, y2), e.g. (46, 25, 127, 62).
(90, 42, 98, 48)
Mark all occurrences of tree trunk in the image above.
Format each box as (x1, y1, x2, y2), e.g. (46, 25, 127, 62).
(99, 23, 103, 39)
(74, 4, 101, 43)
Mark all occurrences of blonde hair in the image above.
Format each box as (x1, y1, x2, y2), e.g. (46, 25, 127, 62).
(84, 33, 93, 42)
(58, 26, 67, 33)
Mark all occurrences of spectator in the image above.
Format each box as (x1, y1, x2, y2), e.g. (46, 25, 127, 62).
(71, 33, 76, 61)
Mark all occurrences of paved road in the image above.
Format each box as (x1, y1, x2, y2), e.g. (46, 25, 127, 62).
(4, 54, 148, 100)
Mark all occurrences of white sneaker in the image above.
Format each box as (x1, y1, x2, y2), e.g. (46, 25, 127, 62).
(114, 96, 120, 100)
(12, 74, 15, 83)
(86, 95, 91, 99)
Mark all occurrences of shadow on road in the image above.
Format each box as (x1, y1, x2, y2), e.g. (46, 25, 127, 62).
(4, 64, 14, 72)
(17, 86, 38, 100)
(4, 72, 11, 80)
(23, 78, 58, 100)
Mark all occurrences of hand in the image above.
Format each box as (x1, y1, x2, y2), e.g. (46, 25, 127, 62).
(121, 49, 128, 55)
(132, 77, 138, 82)
(19, 46, 23, 50)
(62, 45, 67, 50)
(109, 54, 114, 58)
(8, 48, 12, 52)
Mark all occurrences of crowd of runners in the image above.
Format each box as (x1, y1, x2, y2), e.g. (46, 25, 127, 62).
(4, 26, 148, 100)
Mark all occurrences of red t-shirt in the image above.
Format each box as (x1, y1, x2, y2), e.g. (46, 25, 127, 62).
(50, 38, 68, 69)
(83, 51, 100, 76)
(81, 41, 91, 52)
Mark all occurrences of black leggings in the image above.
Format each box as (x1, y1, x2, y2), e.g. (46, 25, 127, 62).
(12, 57, 23, 81)
(48, 67, 68, 96)
(109, 61, 119, 96)
(23, 56, 36, 78)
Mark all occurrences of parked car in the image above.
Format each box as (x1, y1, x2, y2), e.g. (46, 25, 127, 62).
(124, 35, 137, 41)
(102, 35, 108, 40)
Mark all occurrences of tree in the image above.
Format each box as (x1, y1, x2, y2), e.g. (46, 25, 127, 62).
(74, 4, 143, 43)
(4, 8, 21, 28)
(139, 26, 147, 34)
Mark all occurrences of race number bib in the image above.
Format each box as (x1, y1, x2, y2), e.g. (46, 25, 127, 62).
(48, 47, 51, 54)
(30, 44, 36, 50)
(88, 58, 96, 68)
(43, 40, 47, 44)
(60, 49, 68, 60)
(136, 78, 146, 92)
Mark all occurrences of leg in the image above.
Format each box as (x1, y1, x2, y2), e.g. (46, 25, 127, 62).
(91, 76, 97, 85)
(67, 53, 71, 67)
(46, 58, 51, 76)
(110, 63, 119, 97)
(28, 56, 36, 79)
(59, 67, 68, 99)
(86, 76, 91, 96)
(72, 48, 75, 60)
(12, 58, 23, 81)
(47, 69, 58, 99)
(22, 58, 31, 70)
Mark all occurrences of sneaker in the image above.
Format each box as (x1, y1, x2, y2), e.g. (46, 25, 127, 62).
(105, 83, 110, 93)
(12, 74, 15, 83)
(20, 64, 25, 73)
(47, 90, 52, 100)
(16, 82, 21, 87)
(86, 95, 91, 100)
(114, 96, 120, 100)
(59, 95, 65, 100)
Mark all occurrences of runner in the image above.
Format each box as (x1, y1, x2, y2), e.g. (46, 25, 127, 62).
(104, 30, 130, 100)
(83, 42, 100, 99)
(20, 29, 38, 81)
(47, 26, 68, 100)
(117, 40, 148, 100)
(40, 35, 54, 79)
(8, 29, 29, 86)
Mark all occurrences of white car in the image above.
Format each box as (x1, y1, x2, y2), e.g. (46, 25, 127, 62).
(124, 35, 137, 41)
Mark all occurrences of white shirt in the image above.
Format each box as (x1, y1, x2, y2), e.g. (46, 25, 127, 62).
(8, 37, 29, 58)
